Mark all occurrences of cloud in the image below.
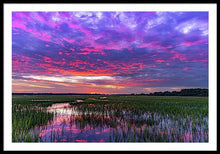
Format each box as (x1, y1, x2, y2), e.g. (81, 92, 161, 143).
(12, 11, 209, 93)
(22, 75, 115, 83)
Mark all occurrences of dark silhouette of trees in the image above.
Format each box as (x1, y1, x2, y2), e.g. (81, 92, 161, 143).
(146, 88, 208, 96)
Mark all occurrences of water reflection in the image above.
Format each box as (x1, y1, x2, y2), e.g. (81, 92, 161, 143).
(38, 103, 112, 142)
(32, 103, 208, 142)
(46, 103, 78, 115)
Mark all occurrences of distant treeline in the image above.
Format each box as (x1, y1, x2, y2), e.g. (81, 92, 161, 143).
(12, 93, 102, 95)
(12, 88, 208, 96)
(133, 88, 208, 96)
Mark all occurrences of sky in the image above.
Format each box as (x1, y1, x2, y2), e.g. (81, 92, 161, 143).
(12, 11, 208, 94)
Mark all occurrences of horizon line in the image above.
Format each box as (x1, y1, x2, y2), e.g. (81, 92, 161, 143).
(12, 88, 208, 95)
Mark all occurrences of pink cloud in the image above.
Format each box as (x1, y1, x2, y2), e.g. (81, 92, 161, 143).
(171, 50, 186, 62)
(62, 37, 75, 43)
(70, 48, 75, 51)
(184, 67, 191, 71)
(156, 60, 165, 63)
(79, 47, 105, 55)
(180, 39, 208, 47)
(43, 56, 52, 63)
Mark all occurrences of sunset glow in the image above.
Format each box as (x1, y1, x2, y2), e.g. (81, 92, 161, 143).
(12, 11, 208, 94)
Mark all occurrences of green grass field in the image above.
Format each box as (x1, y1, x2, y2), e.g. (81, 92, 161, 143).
(12, 95, 208, 142)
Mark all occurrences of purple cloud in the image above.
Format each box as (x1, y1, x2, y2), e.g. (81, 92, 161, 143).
(12, 11, 208, 94)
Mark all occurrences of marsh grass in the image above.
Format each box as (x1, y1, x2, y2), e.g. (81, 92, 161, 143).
(12, 103, 53, 142)
(12, 95, 208, 142)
